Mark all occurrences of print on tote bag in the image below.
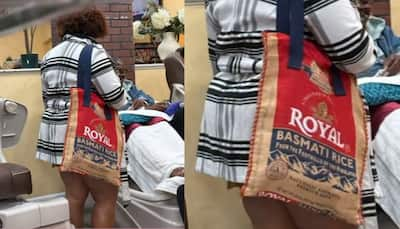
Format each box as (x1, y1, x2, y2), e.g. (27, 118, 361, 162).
(61, 45, 124, 186)
(241, 0, 368, 225)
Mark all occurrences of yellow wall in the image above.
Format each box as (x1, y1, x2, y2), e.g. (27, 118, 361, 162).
(0, 71, 64, 197)
(0, 23, 52, 67)
(164, 0, 184, 16)
(391, 0, 400, 34)
(135, 66, 170, 101)
(185, 4, 252, 229)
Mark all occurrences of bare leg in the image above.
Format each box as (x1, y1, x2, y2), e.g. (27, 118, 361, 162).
(60, 172, 89, 228)
(287, 204, 358, 229)
(84, 176, 118, 228)
(243, 197, 297, 229)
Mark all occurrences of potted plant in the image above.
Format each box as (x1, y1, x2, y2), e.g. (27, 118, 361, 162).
(21, 26, 38, 68)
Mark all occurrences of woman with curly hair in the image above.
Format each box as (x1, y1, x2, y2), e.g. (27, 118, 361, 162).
(36, 8, 127, 228)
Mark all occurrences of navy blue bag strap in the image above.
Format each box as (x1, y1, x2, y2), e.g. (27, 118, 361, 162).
(277, 0, 290, 34)
(331, 66, 346, 96)
(77, 45, 113, 120)
(276, 0, 345, 96)
(77, 45, 93, 106)
(277, 0, 304, 69)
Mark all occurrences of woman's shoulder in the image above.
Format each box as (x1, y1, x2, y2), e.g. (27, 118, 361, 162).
(91, 43, 111, 62)
(43, 39, 107, 61)
(42, 40, 72, 61)
(92, 43, 106, 52)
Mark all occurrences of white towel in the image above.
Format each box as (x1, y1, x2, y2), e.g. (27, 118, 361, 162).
(126, 121, 184, 195)
(373, 109, 400, 228)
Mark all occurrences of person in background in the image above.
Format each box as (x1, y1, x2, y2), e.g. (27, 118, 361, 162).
(110, 57, 155, 108)
(112, 56, 186, 225)
(355, 0, 400, 78)
(110, 57, 169, 111)
(164, 47, 184, 99)
(36, 8, 127, 228)
(163, 47, 184, 138)
(112, 57, 183, 138)
(353, 0, 400, 227)
(195, 0, 376, 229)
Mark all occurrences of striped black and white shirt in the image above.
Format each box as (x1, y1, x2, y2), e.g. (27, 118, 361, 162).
(36, 34, 127, 165)
(206, 0, 376, 76)
(196, 0, 376, 183)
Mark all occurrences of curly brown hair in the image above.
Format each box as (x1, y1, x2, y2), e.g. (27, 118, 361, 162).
(56, 7, 107, 39)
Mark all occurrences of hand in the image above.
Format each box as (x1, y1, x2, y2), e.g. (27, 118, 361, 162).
(132, 99, 147, 110)
(384, 54, 400, 76)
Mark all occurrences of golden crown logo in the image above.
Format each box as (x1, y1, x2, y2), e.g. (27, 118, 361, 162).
(312, 102, 334, 124)
(95, 123, 106, 135)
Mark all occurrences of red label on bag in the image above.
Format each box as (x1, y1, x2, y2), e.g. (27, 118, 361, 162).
(267, 38, 358, 194)
(73, 92, 120, 170)
(61, 89, 124, 186)
(83, 125, 112, 147)
(242, 32, 367, 225)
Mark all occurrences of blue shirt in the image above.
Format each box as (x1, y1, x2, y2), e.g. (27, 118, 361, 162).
(358, 16, 400, 77)
(119, 79, 155, 110)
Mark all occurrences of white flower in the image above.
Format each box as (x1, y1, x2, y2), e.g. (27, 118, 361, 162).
(178, 9, 184, 24)
(133, 21, 146, 40)
(151, 8, 171, 30)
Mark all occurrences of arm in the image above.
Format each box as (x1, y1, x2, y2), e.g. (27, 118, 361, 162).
(205, 0, 220, 75)
(379, 26, 400, 76)
(40, 72, 48, 107)
(127, 84, 155, 105)
(90, 46, 128, 110)
(40, 57, 49, 107)
(305, 0, 376, 74)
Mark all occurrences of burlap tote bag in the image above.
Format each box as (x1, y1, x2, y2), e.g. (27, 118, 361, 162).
(61, 45, 124, 186)
(241, 0, 368, 225)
